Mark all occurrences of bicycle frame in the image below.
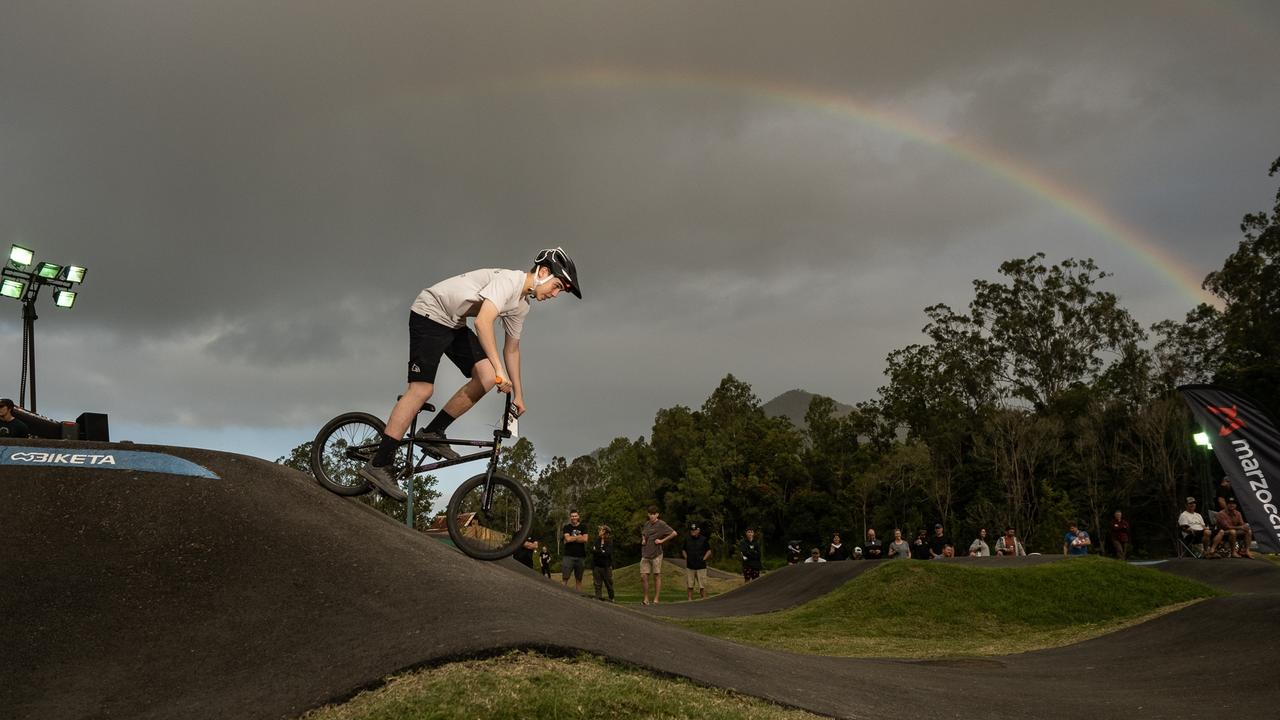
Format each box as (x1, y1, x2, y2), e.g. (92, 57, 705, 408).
(399, 394, 515, 513)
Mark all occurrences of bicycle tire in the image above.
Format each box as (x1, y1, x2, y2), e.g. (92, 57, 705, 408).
(446, 472, 533, 561)
(310, 412, 385, 496)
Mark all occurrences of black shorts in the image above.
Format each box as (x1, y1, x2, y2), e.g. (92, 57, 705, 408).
(408, 311, 485, 383)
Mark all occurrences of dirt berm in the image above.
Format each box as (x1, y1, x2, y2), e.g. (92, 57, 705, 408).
(3, 439, 1276, 720)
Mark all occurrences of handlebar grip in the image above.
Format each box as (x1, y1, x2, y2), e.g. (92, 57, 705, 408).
(494, 375, 505, 386)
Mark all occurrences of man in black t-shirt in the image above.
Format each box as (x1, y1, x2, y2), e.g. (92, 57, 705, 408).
(561, 510, 588, 592)
(0, 399, 30, 439)
(682, 524, 713, 600)
(929, 523, 952, 559)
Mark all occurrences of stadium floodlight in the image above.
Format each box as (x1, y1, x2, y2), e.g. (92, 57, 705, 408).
(60, 265, 87, 283)
(8, 244, 34, 270)
(35, 261, 63, 279)
(1193, 431, 1212, 448)
(1, 277, 25, 299)
(53, 289, 76, 308)
(1, 243, 89, 412)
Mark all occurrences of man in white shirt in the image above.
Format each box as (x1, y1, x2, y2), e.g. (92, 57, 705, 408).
(1178, 497, 1211, 552)
(360, 249, 581, 500)
(804, 548, 827, 563)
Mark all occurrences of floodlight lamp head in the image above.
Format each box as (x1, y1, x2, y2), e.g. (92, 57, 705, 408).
(1, 277, 25, 299)
(53, 289, 76, 308)
(35, 262, 62, 279)
(1193, 431, 1212, 449)
(8, 244, 34, 270)
(60, 265, 87, 283)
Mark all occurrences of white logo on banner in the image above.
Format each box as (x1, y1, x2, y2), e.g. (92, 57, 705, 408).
(8, 451, 117, 466)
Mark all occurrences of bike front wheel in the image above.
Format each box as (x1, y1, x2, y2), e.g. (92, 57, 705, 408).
(310, 412, 385, 496)
(446, 472, 533, 560)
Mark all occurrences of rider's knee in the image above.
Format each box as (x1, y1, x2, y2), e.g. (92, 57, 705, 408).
(472, 362, 496, 387)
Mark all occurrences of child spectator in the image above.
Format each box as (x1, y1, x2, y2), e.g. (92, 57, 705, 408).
(740, 528, 763, 582)
(592, 525, 615, 601)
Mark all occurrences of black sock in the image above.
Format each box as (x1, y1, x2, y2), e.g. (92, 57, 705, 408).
(424, 410, 456, 435)
(372, 433, 399, 467)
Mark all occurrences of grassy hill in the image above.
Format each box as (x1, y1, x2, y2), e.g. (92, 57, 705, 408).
(677, 557, 1220, 658)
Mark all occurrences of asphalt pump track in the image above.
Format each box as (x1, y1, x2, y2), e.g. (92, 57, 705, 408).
(4, 439, 1277, 719)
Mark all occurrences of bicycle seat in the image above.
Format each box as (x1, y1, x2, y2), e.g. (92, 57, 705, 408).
(397, 395, 436, 414)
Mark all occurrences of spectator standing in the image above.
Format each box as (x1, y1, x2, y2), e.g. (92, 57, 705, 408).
(862, 529, 883, 560)
(1063, 522, 1091, 556)
(786, 540, 803, 565)
(804, 548, 827, 563)
(682, 523, 713, 601)
(1109, 511, 1131, 560)
(887, 529, 911, 560)
(995, 527, 1026, 557)
(826, 533, 849, 561)
(1210, 498, 1254, 559)
(1216, 476, 1235, 511)
(968, 528, 991, 557)
(929, 524, 952, 559)
(740, 528, 763, 582)
(910, 529, 932, 560)
(561, 510, 588, 592)
(1178, 497, 1211, 553)
(592, 525, 615, 601)
(539, 544, 552, 578)
(513, 534, 537, 569)
(0, 399, 30, 438)
(639, 505, 677, 605)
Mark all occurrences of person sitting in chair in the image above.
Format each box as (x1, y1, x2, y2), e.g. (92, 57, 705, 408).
(1178, 497, 1211, 556)
(1209, 498, 1254, 559)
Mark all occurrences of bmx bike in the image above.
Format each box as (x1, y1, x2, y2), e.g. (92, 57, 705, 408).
(309, 393, 532, 561)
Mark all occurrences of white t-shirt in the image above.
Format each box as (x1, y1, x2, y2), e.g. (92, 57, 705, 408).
(803, 556, 827, 563)
(411, 269, 531, 339)
(1178, 511, 1206, 532)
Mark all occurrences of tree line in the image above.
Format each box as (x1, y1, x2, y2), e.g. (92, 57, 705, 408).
(281, 156, 1280, 564)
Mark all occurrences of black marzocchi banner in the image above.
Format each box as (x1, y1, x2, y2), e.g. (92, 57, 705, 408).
(1180, 384, 1280, 554)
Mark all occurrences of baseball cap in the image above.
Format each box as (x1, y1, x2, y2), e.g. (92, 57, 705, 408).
(1186, 497, 1197, 504)
(934, 523, 943, 529)
(0, 398, 14, 409)
(690, 523, 700, 530)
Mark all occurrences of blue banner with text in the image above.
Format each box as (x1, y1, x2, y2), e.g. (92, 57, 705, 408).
(0, 445, 219, 479)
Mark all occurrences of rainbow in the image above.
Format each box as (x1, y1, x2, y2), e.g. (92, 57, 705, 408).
(528, 67, 1220, 308)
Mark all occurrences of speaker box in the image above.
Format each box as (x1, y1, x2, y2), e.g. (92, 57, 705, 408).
(77, 412, 110, 442)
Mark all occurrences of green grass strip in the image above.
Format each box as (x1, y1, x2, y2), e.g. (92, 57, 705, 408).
(300, 650, 821, 720)
(677, 557, 1221, 658)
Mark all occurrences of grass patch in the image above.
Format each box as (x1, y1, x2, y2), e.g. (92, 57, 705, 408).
(299, 650, 820, 720)
(677, 557, 1221, 658)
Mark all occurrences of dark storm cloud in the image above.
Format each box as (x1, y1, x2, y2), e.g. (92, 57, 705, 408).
(1, 2, 1277, 459)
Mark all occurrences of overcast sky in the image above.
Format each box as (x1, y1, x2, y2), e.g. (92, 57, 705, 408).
(2, 2, 1278, 499)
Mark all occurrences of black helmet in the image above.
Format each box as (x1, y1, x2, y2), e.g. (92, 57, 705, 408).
(533, 247, 581, 299)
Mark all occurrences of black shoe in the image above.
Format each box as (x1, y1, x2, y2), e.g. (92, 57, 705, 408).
(359, 462, 407, 502)
(414, 429, 460, 460)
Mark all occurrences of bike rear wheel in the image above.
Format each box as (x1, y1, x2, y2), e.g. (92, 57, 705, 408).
(446, 472, 533, 560)
(311, 412, 385, 496)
